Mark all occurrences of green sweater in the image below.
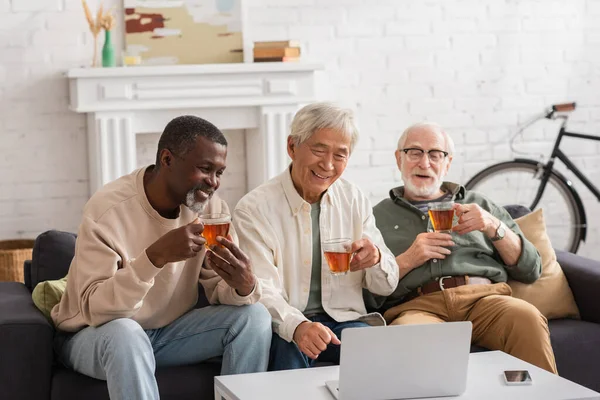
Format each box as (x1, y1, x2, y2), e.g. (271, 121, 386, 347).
(371, 182, 541, 310)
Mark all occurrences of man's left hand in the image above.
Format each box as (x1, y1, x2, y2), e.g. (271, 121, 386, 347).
(349, 238, 381, 271)
(453, 203, 499, 238)
(204, 236, 256, 296)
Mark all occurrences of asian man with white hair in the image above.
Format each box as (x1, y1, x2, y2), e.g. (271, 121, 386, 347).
(233, 102, 399, 370)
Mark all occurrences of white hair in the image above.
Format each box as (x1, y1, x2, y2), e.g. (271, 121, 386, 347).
(396, 122, 455, 155)
(289, 102, 359, 153)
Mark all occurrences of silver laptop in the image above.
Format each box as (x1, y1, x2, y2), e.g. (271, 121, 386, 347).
(326, 321, 472, 400)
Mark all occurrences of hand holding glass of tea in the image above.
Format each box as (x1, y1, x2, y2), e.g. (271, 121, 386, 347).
(428, 201, 455, 233)
(322, 237, 380, 275)
(203, 234, 257, 297)
(348, 238, 381, 271)
(426, 201, 456, 266)
(199, 213, 231, 249)
(322, 238, 353, 275)
(452, 203, 499, 237)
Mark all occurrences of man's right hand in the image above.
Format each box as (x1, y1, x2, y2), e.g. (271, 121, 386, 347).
(146, 218, 206, 268)
(293, 321, 341, 360)
(397, 232, 455, 272)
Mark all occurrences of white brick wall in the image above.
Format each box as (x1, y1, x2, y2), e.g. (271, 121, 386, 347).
(1, 0, 600, 260)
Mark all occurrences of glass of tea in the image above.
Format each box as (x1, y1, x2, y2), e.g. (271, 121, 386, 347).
(322, 238, 353, 275)
(428, 201, 455, 233)
(199, 213, 231, 248)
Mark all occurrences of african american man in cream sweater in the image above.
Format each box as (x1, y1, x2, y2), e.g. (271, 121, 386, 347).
(51, 116, 271, 400)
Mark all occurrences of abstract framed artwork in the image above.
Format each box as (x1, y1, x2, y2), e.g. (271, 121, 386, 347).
(124, 0, 245, 65)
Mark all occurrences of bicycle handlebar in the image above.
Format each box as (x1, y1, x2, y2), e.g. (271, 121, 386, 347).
(511, 102, 577, 154)
(552, 102, 576, 112)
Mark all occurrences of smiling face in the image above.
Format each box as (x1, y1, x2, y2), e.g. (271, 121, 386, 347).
(396, 126, 452, 201)
(161, 135, 227, 213)
(287, 128, 351, 203)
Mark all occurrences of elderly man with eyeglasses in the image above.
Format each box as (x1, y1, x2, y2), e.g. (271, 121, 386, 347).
(369, 122, 557, 374)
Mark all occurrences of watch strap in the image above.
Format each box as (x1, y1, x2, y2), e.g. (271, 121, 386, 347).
(491, 221, 505, 242)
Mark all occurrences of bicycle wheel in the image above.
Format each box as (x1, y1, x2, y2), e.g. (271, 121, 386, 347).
(465, 160, 584, 253)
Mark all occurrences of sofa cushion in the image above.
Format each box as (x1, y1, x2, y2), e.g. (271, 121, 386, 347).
(549, 318, 600, 392)
(31, 231, 76, 289)
(509, 209, 580, 320)
(51, 362, 221, 400)
(32, 276, 68, 323)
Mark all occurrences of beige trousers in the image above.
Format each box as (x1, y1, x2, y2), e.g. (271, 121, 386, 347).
(384, 282, 558, 374)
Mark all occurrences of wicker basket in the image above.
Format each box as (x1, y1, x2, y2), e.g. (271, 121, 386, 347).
(0, 239, 35, 283)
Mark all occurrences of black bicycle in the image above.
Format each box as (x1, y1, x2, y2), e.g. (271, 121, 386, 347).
(465, 102, 600, 253)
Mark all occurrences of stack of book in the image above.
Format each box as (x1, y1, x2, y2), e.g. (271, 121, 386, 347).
(253, 40, 301, 62)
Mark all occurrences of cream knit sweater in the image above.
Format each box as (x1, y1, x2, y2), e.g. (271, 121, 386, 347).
(52, 167, 260, 332)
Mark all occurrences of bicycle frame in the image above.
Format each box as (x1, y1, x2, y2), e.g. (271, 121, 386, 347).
(531, 118, 600, 209)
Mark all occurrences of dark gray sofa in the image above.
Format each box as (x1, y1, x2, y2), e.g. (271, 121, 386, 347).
(1, 229, 600, 399)
(0, 230, 219, 400)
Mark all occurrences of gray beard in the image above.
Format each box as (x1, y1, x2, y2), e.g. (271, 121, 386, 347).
(185, 189, 208, 214)
(402, 173, 443, 198)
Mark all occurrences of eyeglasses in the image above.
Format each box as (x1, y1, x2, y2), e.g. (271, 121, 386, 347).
(401, 148, 449, 163)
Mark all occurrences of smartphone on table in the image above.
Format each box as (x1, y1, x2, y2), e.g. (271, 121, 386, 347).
(503, 370, 533, 386)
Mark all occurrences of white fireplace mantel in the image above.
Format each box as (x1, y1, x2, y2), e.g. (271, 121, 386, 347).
(66, 62, 324, 195)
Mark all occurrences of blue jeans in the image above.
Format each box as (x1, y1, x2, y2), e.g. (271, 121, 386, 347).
(268, 314, 369, 371)
(55, 304, 271, 400)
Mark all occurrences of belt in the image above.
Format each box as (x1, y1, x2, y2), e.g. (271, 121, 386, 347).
(403, 275, 492, 303)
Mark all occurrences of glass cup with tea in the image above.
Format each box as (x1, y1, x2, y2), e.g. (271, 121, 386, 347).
(322, 238, 353, 276)
(428, 201, 455, 233)
(199, 213, 231, 248)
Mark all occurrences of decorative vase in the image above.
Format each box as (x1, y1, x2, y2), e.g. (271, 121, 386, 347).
(216, 0, 236, 13)
(102, 30, 116, 67)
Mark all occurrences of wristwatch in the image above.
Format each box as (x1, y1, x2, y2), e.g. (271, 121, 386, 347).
(491, 221, 506, 242)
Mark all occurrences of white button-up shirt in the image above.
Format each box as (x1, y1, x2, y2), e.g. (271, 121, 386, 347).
(233, 168, 399, 342)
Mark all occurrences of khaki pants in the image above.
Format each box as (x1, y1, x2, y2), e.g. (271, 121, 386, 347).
(384, 282, 557, 374)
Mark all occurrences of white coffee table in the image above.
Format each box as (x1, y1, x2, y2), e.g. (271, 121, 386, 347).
(214, 351, 600, 400)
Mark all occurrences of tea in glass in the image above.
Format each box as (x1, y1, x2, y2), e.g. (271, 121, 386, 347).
(428, 201, 455, 233)
(199, 213, 231, 248)
(322, 238, 352, 275)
